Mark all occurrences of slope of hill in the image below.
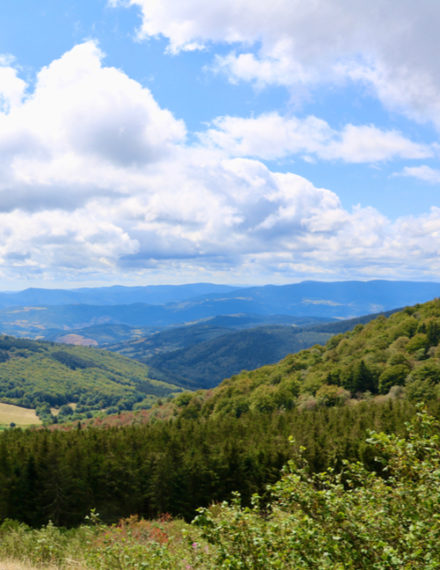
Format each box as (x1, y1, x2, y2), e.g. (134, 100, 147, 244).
(0, 336, 181, 422)
(144, 326, 333, 389)
(107, 310, 395, 390)
(171, 298, 440, 417)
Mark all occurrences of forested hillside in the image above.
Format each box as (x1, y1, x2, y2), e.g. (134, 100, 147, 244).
(144, 326, 333, 388)
(108, 311, 394, 389)
(0, 336, 181, 422)
(174, 298, 440, 418)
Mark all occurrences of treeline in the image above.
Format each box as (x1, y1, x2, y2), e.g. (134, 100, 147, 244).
(0, 397, 428, 528)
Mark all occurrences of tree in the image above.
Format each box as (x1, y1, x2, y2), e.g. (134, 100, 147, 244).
(194, 409, 440, 568)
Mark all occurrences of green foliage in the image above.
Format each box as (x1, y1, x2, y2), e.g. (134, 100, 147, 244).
(195, 299, 440, 418)
(0, 410, 439, 568)
(194, 409, 440, 568)
(51, 350, 95, 370)
(0, 335, 182, 421)
(378, 364, 408, 394)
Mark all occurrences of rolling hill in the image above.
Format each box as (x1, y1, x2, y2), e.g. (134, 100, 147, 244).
(107, 310, 397, 389)
(164, 297, 440, 418)
(0, 335, 182, 423)
(127, 326, 333, 389)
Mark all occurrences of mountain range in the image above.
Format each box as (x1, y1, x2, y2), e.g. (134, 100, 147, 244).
(0, 280, 439, 341)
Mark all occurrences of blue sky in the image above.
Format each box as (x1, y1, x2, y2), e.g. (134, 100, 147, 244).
(0, 0, 439, 289)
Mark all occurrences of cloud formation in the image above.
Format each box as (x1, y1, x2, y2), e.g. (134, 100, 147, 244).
(117, 0, 440, 128)
(0, 40, 439, 285)
(400, 165, 440, 184)
(202, 114, 432, 163)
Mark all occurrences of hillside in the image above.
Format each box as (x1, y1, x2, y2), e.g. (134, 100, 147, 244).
(144, 326, 333, 389)
(0, 299, 439, 531)
(108, 311, 394, 389)
(43, 323, 152, 346)
(0, 336, 181, 423)
(170, 298, 440, 418)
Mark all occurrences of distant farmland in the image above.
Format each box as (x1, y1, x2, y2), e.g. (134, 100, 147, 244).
(0, 403, 41, 427)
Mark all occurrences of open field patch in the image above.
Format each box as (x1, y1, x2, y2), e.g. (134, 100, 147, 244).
(0, 403, 41, 426)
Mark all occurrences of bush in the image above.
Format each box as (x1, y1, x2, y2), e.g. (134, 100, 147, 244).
(194, 409, 440, 568)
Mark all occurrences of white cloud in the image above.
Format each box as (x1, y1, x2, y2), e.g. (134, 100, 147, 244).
(202, 113, 432, 163)
(399, 165, 440, 184)
(0, 40, 440, 284)
(114, 0, 440, 128)
(0, 66, 26, 112)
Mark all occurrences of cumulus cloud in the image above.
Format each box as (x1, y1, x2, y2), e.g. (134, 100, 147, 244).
(0, 40, 440, 284)
(202, 113, 432, 163)
(0, 41, 186, 211)
(114, 0, 440, 129)
(0, 66, 26, 112)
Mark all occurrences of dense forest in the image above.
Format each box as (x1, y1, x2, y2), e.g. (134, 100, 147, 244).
(0, 408, 438, 568)
(0, 398, 424, 527)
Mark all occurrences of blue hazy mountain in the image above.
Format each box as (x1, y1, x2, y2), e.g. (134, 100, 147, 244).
(0, 283, 239, 308)
(0, 280, 438, 339)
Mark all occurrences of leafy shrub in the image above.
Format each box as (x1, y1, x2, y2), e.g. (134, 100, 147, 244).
(194, 409, 440, 569)
(315, 384, 350, 406)
(378, 364, 409, 394)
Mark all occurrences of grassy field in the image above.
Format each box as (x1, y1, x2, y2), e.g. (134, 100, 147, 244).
(0, 403, 41, 426)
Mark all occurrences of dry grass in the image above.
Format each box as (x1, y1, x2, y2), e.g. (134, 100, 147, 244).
(0, 558, 87, 569)
(0, 559, 59, 569)
(0, 403, 41, 427)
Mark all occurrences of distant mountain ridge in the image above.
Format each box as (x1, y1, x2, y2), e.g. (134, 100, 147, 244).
(0, 283, 239, 308)
(1, 280, 439, 312)
(0, 280, 438, 340)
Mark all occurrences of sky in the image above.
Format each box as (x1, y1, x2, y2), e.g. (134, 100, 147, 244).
(0, 1, 440, 289)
